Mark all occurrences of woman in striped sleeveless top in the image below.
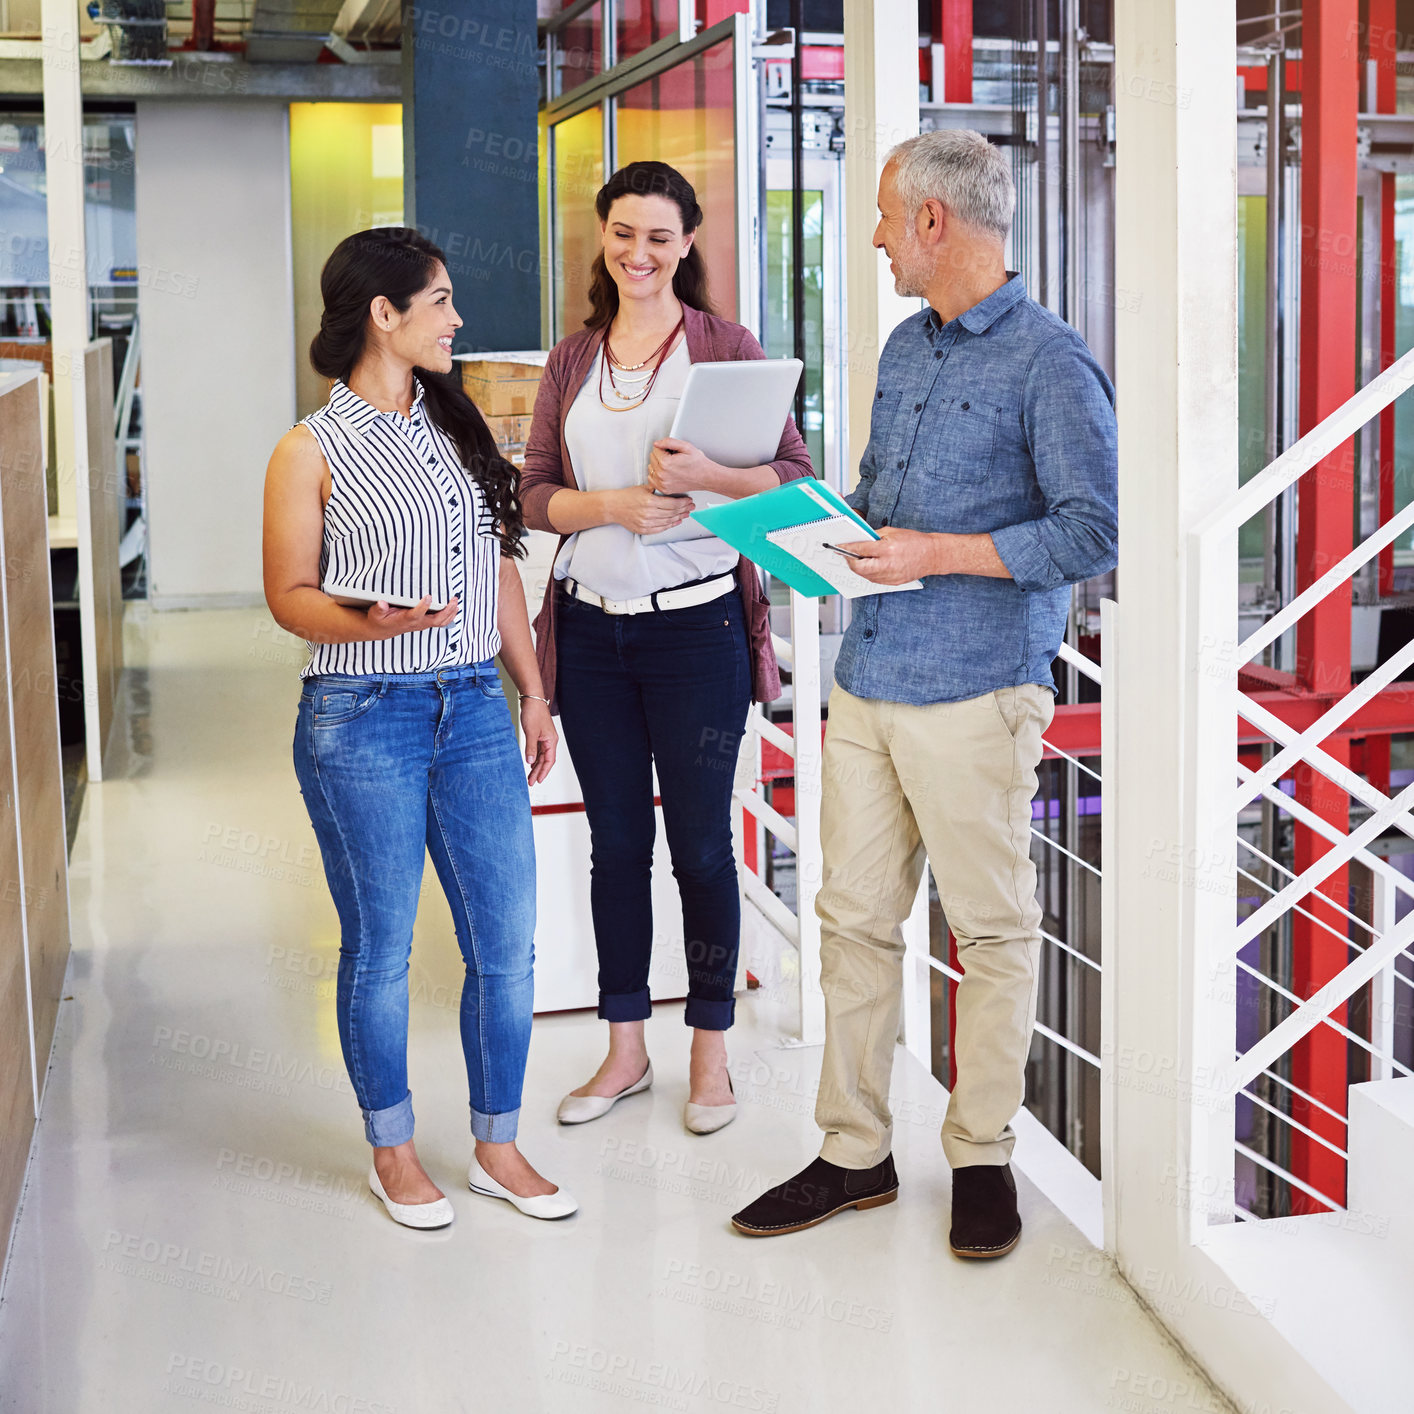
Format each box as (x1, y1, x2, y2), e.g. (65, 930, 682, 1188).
(262, 228, 575, 1229)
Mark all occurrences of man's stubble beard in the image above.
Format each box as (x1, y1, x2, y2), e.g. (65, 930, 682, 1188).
(890, 236, 931, 299)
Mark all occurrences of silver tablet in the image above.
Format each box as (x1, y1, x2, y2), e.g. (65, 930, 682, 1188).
(323, 582, 448, 612)
(641, 357, 804, 547)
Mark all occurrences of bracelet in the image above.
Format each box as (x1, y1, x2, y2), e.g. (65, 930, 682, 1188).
(520, 693, 550, 707)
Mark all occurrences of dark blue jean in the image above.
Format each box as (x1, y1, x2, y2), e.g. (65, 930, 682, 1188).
(292, 660, 535, 1147)
(555, 587, 751, 1030)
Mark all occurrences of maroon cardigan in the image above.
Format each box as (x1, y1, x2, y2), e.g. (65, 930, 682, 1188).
(520, 304, 815, 712)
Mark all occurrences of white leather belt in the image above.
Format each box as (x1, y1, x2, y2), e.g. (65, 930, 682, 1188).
(563, 572, 735, 616)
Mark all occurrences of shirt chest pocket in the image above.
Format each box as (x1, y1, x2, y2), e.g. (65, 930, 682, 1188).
(927, 394, 1003, 483)
(870, 387, 906, 445)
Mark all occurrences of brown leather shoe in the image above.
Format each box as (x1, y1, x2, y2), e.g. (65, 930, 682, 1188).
(948, 1162, 1021, 1259)
(731, 1155, 898, 1237)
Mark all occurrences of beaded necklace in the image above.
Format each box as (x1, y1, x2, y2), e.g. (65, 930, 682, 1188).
(598, 315, 685, 412)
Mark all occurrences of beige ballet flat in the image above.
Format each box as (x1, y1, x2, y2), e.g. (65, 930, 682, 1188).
(556, 1062, 653, 1125)
(684, 1074, 737, 1135)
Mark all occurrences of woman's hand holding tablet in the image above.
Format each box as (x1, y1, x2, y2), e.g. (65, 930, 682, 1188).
(322, 582, 459, 636)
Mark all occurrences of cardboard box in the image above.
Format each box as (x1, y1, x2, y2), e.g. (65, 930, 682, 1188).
(484, 413, 533, 449)
(0, 340, 52, 377)
(460, 359, 544, 417)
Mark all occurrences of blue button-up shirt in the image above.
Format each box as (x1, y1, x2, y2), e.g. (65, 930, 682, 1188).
(835, 274, 1118, 705)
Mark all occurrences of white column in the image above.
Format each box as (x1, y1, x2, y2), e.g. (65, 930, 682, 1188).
(42, 0, 90, 526)
(1109, 0, 1239, 1267)
(842, 0, 919, 483)
(1098, 597, 1119, 1245)
(790, 588, 825, 1043)
(899, 866, 932, 1065)
(1369, 868, 1397, 1081)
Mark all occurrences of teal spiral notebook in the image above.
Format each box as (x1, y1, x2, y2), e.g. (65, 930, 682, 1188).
(690, 479, 922, 598)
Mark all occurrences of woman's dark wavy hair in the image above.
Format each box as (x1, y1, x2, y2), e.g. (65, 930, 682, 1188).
(584, 161, 715, 329)
(311, 226, 524, 559)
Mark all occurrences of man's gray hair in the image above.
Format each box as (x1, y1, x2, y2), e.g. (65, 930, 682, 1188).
(885, 129, 1014, 241)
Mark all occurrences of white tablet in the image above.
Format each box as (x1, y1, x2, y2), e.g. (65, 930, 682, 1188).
(641, 358, 804, 547)
(323, 582, 448, 612)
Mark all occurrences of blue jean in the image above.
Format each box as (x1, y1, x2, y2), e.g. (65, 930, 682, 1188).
(555, 586, 751, 1030)
(292, 660, 535, 1147)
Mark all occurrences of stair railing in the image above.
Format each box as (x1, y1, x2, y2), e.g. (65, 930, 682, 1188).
(1188, 343, 1414, 1219)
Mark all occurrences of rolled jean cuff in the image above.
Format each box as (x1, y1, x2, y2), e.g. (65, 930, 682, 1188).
(684, 995, 735, 1031)
(471, 1103, 520, 1143)
(598, 987, 652, 1023)
(362, 1092, 414, 1147)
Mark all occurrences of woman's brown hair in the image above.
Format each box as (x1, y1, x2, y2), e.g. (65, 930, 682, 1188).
(584, 161, 715, 329)
(312, 227, 524, 559)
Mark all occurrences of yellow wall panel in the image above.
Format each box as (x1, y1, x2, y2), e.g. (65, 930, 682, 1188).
(289, 103, 404, 418)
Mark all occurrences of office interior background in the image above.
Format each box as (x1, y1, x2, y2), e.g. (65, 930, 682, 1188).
(0, 0, 1411, 1410)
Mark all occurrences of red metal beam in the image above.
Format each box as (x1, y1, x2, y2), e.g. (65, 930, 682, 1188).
(1041, 684, 1414, 761)
(192, 0, 215, 51)
(931, 0, 972, 104)
(1290, 0, 1359, 1210)
(698, 0, 749, 25)
(1239, 61, 1303, 92)
(1296, 8, 1357, 699)
(1240, 685, 1414, 738)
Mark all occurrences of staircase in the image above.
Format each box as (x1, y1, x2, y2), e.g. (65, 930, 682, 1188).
(1201, 1078, 1414, 1414)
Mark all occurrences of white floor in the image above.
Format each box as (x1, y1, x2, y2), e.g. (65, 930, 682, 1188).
(0, 607, 1229, 1414)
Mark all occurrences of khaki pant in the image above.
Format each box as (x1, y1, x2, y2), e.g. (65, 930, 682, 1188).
(814, 682, 1054, 1170)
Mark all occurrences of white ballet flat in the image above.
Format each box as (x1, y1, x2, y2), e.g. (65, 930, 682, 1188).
(368, 1165, 454, 1230)
(467, 1155, 578, 1220)
(684, 1073, 737, 1135)
(556, 1061, 654, 1125)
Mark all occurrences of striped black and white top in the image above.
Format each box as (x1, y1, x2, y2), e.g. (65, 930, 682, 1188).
(300, 378, 501, 678)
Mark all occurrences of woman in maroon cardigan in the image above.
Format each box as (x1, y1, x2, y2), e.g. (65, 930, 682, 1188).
(521, 161, 813, 1135)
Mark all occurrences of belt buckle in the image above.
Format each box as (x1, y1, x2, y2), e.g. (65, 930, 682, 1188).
(602, 597, 630, 615)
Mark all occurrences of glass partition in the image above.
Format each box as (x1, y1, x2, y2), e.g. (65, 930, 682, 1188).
(543, 14, 752, 343)
(552, 104, 606, 336)
(555, 3, 604, 99)
(0, 114, 139, 337)
(615, 36, 739, 321)
(1236, 194, 1267, 565)
(616, 0, 681, 63)
(765, 187, 824, 475)
(1395, 176, 1414, 555)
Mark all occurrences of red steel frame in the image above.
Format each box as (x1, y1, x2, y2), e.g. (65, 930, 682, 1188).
(698, 0, 749, 26)
(931, 0, 973, 104)
(1287, 0, 1357, 1210)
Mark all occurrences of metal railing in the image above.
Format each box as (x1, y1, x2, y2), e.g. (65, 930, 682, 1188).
(1189, 342, 1414, 1219)
(734, 586, 1108, 1124)
(734, 588, 824, 1040)
(900, 634, 1108, 1158)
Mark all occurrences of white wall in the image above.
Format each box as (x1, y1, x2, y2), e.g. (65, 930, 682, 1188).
(136, 101, 295, 607)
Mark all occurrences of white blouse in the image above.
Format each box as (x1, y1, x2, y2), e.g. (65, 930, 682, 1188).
(302, 379, 501, 678)
(554, 341, 738, 600)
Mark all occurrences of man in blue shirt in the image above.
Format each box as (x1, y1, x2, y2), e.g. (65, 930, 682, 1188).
(733, 129, 1117, 1257)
